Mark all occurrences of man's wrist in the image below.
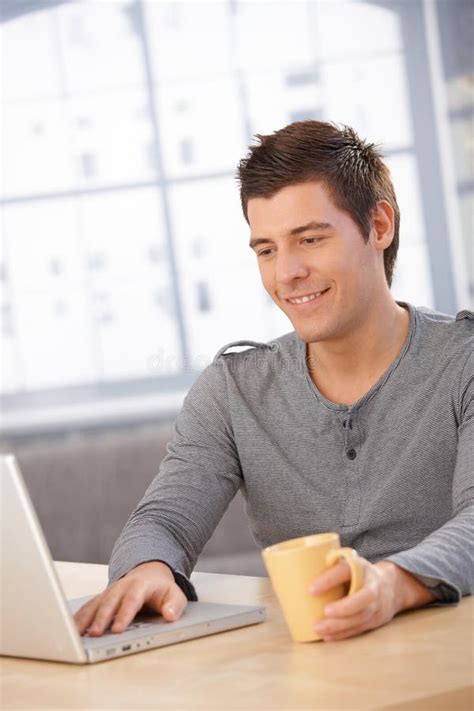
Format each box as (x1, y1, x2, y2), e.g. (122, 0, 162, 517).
(375, 560, 437, 614)
(130, 560, 174, 580)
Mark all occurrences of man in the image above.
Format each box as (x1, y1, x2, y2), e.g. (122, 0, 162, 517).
(75, 121, 473, 642)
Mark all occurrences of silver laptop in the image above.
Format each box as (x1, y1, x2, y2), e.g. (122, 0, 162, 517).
(0, 454, 265, 664)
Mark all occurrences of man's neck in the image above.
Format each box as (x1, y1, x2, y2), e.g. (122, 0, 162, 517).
(306, 298, 411, 406)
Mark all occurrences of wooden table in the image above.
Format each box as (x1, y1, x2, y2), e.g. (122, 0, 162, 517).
(1, 562, 473, 710)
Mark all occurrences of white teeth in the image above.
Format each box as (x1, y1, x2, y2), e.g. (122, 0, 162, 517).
(289, 291, 324, 305)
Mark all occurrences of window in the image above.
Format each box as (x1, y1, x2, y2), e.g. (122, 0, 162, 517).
(1, 0, 470, 434)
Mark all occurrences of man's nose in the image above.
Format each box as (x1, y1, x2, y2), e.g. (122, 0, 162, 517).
(275, 249, 310, 284)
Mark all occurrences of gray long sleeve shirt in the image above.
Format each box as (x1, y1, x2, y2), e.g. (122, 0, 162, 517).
(109, 303, 474, 605)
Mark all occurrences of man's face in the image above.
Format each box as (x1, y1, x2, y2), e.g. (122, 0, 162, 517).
(248, 181, 384, 344)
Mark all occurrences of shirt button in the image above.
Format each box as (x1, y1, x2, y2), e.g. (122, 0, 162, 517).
(347, 448, 357, 460)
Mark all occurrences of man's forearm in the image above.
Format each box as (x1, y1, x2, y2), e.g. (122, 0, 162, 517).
(375, 560, 437, 613)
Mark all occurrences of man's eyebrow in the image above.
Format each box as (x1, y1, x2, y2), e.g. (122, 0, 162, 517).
(249, 221, 333, 249)
(289, 220, 333, 235)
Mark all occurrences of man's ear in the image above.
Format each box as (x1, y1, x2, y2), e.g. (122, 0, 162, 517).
(371, 200, 395, 251)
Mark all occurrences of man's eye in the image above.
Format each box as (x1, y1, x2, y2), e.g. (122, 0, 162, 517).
(257, 248, 273, 257)
(303, 237, 323, 245)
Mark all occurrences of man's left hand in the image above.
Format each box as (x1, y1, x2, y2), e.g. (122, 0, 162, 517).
(309, 557, 436, 642)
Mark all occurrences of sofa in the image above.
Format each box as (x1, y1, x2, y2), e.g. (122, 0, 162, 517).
(2, 421, 267, 578)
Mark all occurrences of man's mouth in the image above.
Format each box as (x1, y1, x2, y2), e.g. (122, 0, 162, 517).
(284, 288, 331, 305)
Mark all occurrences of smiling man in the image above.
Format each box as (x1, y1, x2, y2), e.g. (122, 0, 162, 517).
(247, 181, 410, 408)
(75, 121, 473, 642)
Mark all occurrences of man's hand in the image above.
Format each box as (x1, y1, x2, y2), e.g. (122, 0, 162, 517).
(73, 561, 188, 637)
(308, 557, 436, 642)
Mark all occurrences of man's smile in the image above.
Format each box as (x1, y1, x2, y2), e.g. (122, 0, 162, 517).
(282, 287, 331, 307)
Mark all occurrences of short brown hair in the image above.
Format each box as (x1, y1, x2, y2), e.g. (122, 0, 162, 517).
(237, 120, 400, 286)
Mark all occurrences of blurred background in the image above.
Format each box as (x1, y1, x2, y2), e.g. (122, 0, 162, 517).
(1, 0, 473, 574)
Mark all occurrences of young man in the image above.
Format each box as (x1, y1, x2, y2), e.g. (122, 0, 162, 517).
(75, 121, 473, 643)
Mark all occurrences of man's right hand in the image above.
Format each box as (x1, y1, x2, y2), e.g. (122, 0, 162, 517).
(73, 561, 188, 637)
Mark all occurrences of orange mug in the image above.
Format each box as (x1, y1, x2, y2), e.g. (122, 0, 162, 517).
(262, 532, 364, 642)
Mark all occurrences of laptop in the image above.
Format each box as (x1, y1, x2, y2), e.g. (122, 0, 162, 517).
(0, 454, 266, 664)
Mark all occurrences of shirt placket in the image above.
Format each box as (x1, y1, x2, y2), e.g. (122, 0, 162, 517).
(340, 412, 362, 528)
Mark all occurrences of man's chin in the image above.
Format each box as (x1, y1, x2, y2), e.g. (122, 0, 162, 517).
(282, 308, 335, 343)
(292, 323, 326, 344)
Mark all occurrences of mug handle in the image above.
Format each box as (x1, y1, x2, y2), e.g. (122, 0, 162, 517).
(325, 547, 364, 596)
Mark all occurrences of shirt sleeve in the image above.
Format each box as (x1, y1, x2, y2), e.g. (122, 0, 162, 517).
(108, 359, 242, 600)
(384, 351, 474, 605)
